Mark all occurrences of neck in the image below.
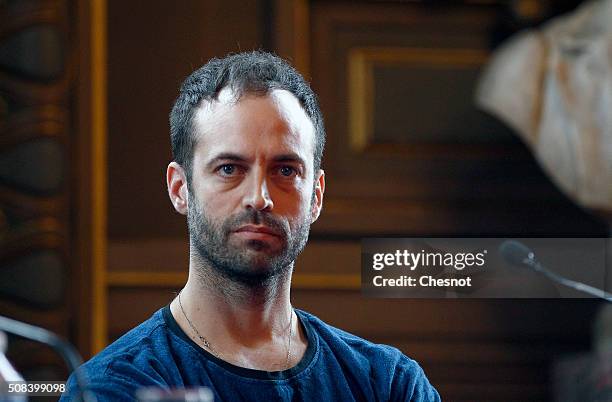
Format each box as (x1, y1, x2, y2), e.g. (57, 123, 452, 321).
(170, 249, 309, 371)
(192, 246, 293, 304)
(175, 251, 294, 347)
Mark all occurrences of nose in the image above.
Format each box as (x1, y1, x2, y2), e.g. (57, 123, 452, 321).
(242, 168, 274, 211)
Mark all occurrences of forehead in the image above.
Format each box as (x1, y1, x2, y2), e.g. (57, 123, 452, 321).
(191, 88, 316, 164)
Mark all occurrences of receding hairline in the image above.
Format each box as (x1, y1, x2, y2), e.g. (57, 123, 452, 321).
(193, 85, 308, 113)
(190, 87, 317, 148)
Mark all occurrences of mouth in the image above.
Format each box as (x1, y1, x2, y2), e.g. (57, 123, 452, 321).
(233, 225, 282, 239)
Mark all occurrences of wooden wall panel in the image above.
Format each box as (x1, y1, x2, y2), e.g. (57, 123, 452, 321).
(0, 0, 74, 381)
(306, 0, 605, 237)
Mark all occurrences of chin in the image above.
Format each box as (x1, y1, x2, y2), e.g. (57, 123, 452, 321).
(225, 263, 288, 288)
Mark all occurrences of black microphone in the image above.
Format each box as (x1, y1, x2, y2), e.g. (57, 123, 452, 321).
(0, 315, 96, 402)
(499, 240, 612, 302)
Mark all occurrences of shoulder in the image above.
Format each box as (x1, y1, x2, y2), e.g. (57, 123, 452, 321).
(298, 309, 405, 363)
(87, 308, 171, 376)
(61, 309, 173, 401)
(297, 309, 441, 402)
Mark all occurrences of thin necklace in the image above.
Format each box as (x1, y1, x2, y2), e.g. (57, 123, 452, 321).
(177, 290, 295, 370)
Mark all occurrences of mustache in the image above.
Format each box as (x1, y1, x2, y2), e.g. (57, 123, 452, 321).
(223, 210, 288, 236)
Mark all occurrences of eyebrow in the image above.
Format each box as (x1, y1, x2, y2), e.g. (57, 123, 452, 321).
(272, 153, 306, 167)
(206, 152, 306, 169)
(205, 153, 249, 170)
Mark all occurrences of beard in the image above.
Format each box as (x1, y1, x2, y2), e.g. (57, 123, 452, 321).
(187, 193, 312, 288)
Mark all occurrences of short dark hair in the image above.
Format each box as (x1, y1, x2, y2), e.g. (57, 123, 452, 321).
(169, 51, 325, 182)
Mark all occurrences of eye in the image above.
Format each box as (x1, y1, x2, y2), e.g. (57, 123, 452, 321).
(278, 166, 297, 177)
(217, 164, 242, 176)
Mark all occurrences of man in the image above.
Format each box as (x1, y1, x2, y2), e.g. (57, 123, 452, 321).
(62, 51, 440, 401)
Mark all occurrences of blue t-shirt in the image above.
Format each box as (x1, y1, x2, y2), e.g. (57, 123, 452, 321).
(62, 307, 440, 401)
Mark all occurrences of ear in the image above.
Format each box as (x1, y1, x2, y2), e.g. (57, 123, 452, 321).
(311, 169, 325, 222)
(167, 161, 189, 215)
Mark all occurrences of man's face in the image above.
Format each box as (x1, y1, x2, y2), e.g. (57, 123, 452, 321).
(180, 88, 324, 286)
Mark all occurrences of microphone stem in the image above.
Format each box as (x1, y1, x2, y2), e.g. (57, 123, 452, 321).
(0, 315, 96, 402)
(532, 263, 612, 302)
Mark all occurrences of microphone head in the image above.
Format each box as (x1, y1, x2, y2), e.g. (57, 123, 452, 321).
(499, 240, 535, 267)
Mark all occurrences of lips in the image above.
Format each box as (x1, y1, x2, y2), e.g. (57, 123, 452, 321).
(234, 225, 281, 237)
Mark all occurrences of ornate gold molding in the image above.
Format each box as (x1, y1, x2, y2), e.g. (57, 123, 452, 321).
(348, 47, 488, 152)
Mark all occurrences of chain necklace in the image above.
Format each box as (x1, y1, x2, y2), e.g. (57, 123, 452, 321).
(177, 290, 294, 370)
